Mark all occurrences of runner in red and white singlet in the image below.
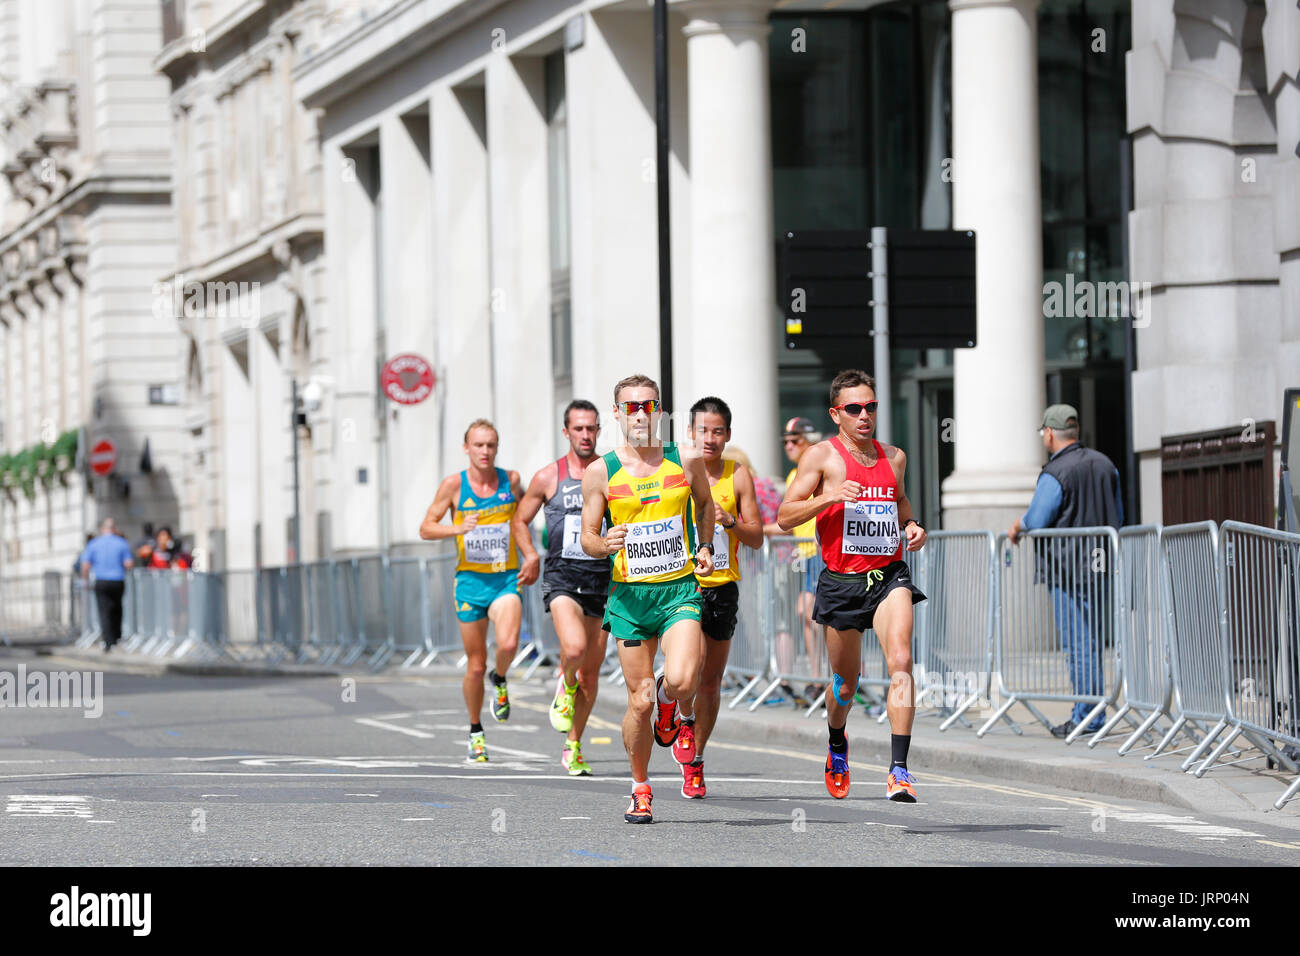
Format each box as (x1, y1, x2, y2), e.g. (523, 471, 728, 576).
(778, 369, 927, 803)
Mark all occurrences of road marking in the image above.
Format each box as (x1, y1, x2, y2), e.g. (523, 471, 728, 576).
(590, 737, 612, 744)
(1099, 811, 1262, 838)
(86, 820, 115, 824)
(402, 818, 437, 822)
(572, 849, 618, 861)
(702, 740, 1124, 812)
(6, 795, 91, 818)
(201, 794, 239, 798)
(561, 816, 591, 820)
(354, 718, 436, 739)
(1256, 840, 1300, 851)
(345, 793, 379, 797)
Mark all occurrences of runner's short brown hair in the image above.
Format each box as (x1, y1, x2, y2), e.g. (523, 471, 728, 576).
(463, 418, 499, 443)
(613, 374, 660, 404)
(829, 369, 877, 406)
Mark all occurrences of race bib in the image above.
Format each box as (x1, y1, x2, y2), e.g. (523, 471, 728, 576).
(463, 522, 511, 566)
(841, 501, 900, 556)
(623, 515, 687, 579)
(710, 523, 731, 571)
(561, 514, 605, 561)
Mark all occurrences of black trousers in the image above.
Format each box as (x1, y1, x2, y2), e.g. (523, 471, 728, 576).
(94, 579, 125, 647)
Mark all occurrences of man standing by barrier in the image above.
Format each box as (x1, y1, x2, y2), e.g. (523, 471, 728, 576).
(419, 419, 525, 764)
(580, 374, 716, 823)
(80, 517, 134, 651)
(513, 399, 611, 776)
(685, 397, 764, 798)
(779, 370, 927, 802)
(1008, 404, 1123, 738)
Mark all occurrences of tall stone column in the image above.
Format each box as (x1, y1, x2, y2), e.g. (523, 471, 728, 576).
(942, 0, 1045, 531)
(682, 0, 779, 479)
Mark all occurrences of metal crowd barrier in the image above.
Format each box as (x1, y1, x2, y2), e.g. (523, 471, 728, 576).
(911, 531, 997, 732)
(725, 540, 772, 706)
(1158, 522, 1230, 764)
(1212, 523, 1300, 807)
(979, 527, 1122, 741)
(1107, 526, 1171, 754)
(751, 538, 827, 712)
(0, 571, 80, 645)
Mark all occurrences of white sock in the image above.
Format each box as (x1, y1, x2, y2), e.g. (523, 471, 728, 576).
(633, 778, 649, 790)
(657, 681, 671, 704)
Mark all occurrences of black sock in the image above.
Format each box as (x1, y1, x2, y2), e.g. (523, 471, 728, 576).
(828, 723, 847, 754)
(890, 734, 910, 771)
(470, 722, 483, 734)
(491, 670, 506, 686)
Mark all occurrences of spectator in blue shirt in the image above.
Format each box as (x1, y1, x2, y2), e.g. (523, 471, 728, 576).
(1008, 405, 1122, 738)
(80, 517, 134, 651)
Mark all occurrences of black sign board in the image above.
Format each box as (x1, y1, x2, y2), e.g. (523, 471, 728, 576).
(781, 229, 976, 350)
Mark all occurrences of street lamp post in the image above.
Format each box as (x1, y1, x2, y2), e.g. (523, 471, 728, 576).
(290, 378, 303, 565)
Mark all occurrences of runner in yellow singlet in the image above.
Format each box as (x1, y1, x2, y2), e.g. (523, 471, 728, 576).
(683, 396, 763, 799)
(580, 374, 716, 824)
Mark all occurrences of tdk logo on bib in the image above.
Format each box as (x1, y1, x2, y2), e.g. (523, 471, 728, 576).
(842, 500, 899, 556)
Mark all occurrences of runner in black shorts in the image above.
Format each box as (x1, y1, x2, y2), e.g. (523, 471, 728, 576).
(684, 397, 764, 798)
(514, 400, 611, 776)
(779, 369, 927, 803)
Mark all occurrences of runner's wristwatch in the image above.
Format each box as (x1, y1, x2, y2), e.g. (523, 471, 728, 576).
(902, 518, 921, 532)
(697, 542, 715, 555)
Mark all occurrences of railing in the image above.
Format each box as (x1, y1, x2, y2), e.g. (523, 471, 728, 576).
(65, 518, 1300, 809)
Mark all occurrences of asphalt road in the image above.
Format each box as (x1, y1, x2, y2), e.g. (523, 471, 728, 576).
(2, 652, 1299, 866)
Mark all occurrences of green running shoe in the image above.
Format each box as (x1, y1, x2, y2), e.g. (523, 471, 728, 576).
(467, 731, 488, 763)
(488, 670, 510, 722)
(550, 673, 577, 733)
(561, 739, 592, 776)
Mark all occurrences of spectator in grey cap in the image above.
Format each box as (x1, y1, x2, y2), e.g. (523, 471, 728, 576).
(1009, 404, 1123, 738)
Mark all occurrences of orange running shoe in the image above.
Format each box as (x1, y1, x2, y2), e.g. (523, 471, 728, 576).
(886, 765, 918, 802)
(652, 675, 681, 747)
(624, 783, 654, 823)
(680, 759, 706, 799)
(825, 745, 850, 799)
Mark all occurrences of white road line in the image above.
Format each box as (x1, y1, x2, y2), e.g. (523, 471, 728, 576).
(6, 794, 91, 818)
(354, 718, 436, 739)
(560, 816, 591, 820)
(200, 794, 239, 798)
(345, 793, 380, 797)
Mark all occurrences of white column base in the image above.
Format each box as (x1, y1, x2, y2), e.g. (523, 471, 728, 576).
(940, 467, 1039, 532)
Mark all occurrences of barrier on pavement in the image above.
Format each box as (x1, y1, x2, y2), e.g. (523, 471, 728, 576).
(1109, 526, 1171, 754)
(979, 527, 1121, 740)
(66, 519, 1300, 808)
(1214, 523, 1300, 809)
(911, 531, 997, 732)
(1158, 522, 1230, 765)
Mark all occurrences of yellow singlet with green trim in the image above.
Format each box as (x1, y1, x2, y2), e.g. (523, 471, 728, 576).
(696, 459, 741, 588)
(604, 444, 697, 585)
(453, 467, 519, 573)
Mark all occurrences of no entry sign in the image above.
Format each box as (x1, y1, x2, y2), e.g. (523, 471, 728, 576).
(90, 439, 117, 476)
(380, 353, 435, 405)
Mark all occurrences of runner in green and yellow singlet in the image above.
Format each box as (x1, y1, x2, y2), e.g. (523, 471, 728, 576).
(580, 374, 716, 824)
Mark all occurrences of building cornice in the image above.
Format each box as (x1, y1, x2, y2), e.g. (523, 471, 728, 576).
(167, 212, 324, 287)
(294, 0, 514, 109)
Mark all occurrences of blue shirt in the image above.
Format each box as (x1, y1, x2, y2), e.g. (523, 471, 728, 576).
(80, 533, 133, 581)
(1021, 452, 1124, 531)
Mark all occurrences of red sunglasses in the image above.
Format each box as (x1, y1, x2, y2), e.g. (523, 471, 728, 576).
(832, 401, 878, 417)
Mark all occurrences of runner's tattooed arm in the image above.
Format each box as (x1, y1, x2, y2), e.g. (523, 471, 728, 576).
(887, 446, 926, 551)
(418, 474, 477, 540)
(511, 463, 556, 586)
(730, 464, 765, 550)
(777, 441, 855, 531)
(580, 456, 621, 558)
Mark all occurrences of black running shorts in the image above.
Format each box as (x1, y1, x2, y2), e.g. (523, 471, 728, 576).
(812, 561, 925, 633)
(699, 581, 740, 641)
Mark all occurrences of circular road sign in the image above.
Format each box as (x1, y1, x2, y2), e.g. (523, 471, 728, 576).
(380, 353, 435, 405)
(90, 439, 117, 476)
